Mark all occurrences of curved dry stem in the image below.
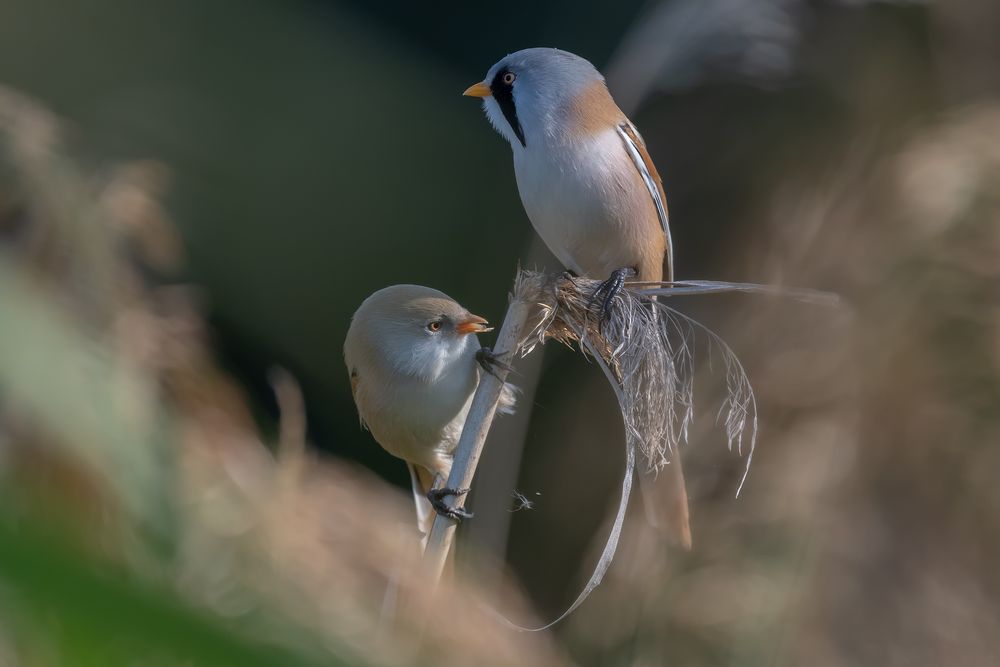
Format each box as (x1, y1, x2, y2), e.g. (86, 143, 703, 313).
(517, 271, 758, 488)
(428, 269, 761, 632)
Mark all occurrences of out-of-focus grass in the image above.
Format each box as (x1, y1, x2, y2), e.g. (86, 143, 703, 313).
(0, 258, 173, 535)
(0, 86, 568, 667)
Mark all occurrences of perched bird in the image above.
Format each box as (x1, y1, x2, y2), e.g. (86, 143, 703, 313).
(465, 47, 691, 548)
(344, 285, 516, 539)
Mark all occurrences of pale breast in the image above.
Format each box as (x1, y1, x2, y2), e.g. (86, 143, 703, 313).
(513, 128, 665, 281)
(354, 356, 479, 471)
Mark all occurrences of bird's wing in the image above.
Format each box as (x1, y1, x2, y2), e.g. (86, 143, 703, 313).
(617, 121, 674, 282)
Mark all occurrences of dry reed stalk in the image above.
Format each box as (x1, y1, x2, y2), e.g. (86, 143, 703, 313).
(421, 269, 775, 629)
(421, 296, 535, 583)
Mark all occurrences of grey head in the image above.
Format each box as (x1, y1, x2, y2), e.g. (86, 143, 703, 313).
(464, 48, 606, 149)
(344, 284, 492, 383)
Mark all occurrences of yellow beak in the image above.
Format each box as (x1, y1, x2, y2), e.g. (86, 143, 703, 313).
(462, 81, 491, 98)
(455, 314, 493, 335)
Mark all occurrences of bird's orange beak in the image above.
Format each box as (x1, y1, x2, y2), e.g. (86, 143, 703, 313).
(455, 314, 492, 335)
(462, 81, 491, 98)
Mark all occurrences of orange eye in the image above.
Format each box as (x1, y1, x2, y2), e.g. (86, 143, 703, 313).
(502, 72, 515, 85)
(427, 320, 442, 332)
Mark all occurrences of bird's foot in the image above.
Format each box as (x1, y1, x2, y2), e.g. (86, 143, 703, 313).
(427, 487, 473, 522)
(476, 346, 512, 380)
(590, 267, 636, 322)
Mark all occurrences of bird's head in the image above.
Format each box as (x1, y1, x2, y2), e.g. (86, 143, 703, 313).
(344, 284, 492, 383)
(464, 47, 607, 149)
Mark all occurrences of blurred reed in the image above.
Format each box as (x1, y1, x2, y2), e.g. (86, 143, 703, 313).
(0, 86, 569, 667)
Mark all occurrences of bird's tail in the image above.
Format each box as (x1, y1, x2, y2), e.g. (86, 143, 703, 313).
(638, 284, 693, 550)
(408, 463, 437, 542)
(407, 463, 457, 576)
(638, 454, 692, 550)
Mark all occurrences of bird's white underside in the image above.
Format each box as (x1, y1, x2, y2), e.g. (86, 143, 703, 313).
(357, 335, 480, 473)
(513, 127, 662, 279)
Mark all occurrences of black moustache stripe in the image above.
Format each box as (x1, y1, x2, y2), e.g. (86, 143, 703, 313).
(490, 68, 525, 147)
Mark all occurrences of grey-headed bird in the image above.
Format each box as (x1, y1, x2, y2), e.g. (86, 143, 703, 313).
(344, 285, 516, 539)
(464, 47, 691, 548)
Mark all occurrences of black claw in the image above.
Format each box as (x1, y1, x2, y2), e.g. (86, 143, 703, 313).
(476, 346, 513, 379)
(590, 267, 635, 322)
(427, 487, 474, 522)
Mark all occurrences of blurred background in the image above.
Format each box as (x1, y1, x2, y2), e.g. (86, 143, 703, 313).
(1, 0, 999, 665)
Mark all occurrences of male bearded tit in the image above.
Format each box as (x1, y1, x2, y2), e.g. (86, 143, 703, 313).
(465, 47, 691, 548)
(344, 285, 517, 540)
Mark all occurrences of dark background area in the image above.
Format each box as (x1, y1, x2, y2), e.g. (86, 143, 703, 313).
(0, 0, 936, 465)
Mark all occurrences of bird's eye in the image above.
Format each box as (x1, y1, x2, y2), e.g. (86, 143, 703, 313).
(502, 72, 516, 85)
(427, 320, 443, 332)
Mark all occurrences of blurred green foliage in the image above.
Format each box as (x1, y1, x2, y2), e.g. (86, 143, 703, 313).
(0, 515, 342, 667)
